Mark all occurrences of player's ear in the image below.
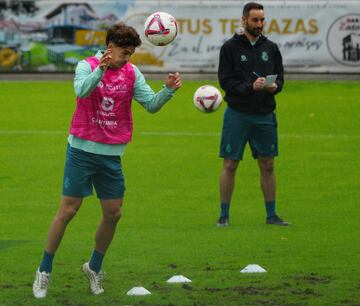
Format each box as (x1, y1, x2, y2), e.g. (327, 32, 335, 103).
(242, 16, 247, 26)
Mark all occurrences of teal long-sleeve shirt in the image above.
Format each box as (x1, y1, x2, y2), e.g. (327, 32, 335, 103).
(68, 50, 177, 156)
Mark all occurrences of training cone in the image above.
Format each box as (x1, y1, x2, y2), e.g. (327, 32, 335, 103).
(126, 286, 151, 296)
(166, 275, 192, 283)
(240, 264, 267, 273)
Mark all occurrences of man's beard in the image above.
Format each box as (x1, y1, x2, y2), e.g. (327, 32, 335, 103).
(245, 25, 262, 37)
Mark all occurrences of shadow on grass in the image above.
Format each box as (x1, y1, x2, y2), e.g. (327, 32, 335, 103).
(0, 240, 29, 251)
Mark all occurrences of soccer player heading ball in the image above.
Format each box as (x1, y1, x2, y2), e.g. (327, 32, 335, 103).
(32, 22, 181, 298)
(217, 2, 289, 227)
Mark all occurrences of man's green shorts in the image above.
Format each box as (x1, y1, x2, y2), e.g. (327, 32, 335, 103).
(220, 107, 278, 160)
(62, 145, 125, 199)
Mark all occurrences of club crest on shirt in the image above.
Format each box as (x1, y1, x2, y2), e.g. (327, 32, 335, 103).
(240, 55, 248, 62)
(261, 51, 269, 61)
(102, 97, 115, 111)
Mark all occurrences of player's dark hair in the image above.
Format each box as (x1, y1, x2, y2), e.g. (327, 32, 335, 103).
(106, 22, 141, 48)
(243, 2, 264, 17)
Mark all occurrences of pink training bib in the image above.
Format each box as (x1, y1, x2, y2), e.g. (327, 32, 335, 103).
(70, 56, 135, 144)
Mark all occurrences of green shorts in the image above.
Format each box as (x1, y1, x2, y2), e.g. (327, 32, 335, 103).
(220, 107, 278, 160)
(62, 144, 125, 199)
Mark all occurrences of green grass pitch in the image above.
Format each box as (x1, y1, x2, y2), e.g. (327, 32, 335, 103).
(0, 79, 360, 305)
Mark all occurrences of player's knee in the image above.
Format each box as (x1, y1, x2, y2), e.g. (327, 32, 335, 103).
(224, 160, 238, 173)
(259, 160, 274, 175)
(57, 197, 81, 223)
(263, 166, 274, 176)
(57, 205, 78, 224)
(104, 208, 122, 223)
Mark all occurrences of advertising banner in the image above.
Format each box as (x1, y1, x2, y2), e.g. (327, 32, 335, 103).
(0, 1, 359, 73)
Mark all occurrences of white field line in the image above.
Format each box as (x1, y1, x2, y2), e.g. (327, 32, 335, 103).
(0, 130, 360, 139)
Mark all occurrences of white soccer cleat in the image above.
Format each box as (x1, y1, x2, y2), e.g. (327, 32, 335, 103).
(82, 262, 104, 295)
(32, 268, 51, 299)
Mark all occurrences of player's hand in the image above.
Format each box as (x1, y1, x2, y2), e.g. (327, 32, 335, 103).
(264, 82, 278, 93)
(253, 77, 265, 91)
(165, 72, 182, 90)
(99, 48, 112, 71)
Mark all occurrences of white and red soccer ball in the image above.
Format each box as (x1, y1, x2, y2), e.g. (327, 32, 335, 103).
(193, 85, 223, 113)
(144, 12, 178, 46)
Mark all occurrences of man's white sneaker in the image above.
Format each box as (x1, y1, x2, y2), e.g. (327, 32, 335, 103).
(32, 268, 51, 299)
(82, 262, 104, 295)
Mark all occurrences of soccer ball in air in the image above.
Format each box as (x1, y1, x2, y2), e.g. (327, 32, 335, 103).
(193, 85, 223, 113)
(144, 12, 178, 46)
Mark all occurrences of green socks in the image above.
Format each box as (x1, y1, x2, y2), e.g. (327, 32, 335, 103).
(89, 249, 104, 273)
(265, 200, 276, 218)
(220, 203, 230, 218)
(39, 250, 55, 273)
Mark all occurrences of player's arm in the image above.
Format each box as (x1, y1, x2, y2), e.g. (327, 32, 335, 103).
(74, 62, 104, 98)
(218, 44, 254, 96)
(132, 65, 181, 113)
(74, 50, 111, 98)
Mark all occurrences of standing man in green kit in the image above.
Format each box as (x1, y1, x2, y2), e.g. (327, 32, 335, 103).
(217, 2, 289, 227)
